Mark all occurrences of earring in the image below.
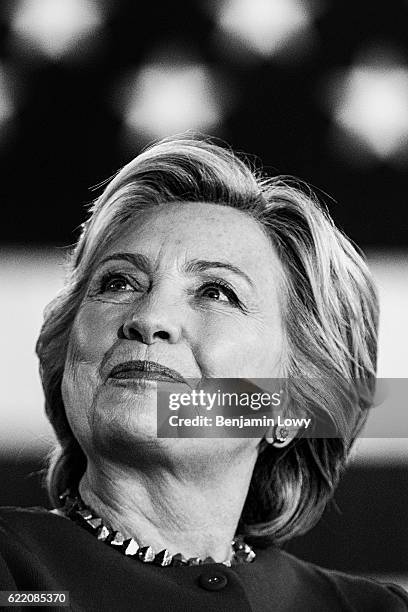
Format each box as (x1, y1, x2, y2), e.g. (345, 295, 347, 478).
(264, 425, 290, 447)
(274, 426, 289, 444)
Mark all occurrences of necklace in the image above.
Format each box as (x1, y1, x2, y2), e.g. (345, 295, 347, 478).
(59, 489, 256, 567)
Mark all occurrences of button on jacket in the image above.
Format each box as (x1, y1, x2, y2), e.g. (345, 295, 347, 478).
(0, 507, 407, 612)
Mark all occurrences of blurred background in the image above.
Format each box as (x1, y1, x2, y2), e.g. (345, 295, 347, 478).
(0, 0, 407, 589)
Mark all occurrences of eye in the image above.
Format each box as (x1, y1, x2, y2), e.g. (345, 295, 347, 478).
(100, 273, 134, 293)
(198, 281, 238, 304)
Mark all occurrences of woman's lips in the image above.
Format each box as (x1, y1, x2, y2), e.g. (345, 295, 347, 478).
(108, 360, 187, 384)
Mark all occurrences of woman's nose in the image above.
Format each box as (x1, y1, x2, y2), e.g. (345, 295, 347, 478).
(121, 296, 182, 345)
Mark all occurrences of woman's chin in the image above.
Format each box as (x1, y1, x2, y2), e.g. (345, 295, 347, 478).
(91, 389, 159, 437)
(99, 380, 158, 407)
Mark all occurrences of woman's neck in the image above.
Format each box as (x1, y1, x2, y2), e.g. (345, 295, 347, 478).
(78, 448, 257, 562)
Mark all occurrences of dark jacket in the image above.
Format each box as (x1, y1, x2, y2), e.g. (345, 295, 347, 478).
(0, 506, 407, 611)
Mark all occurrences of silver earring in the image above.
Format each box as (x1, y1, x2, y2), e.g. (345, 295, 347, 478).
(274, 426, 289, 445)
(264, 425, 290, 447)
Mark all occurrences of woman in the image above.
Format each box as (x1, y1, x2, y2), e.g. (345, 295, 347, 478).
(0, 135, 407, 611)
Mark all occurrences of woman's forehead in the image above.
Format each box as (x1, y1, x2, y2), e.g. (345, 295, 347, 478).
(101, 202, 284, 287)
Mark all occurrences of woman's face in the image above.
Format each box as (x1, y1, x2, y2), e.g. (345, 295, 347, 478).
(62, 202, 286, 463)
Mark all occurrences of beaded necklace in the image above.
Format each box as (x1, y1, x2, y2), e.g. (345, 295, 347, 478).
(59, 489, 256, 567)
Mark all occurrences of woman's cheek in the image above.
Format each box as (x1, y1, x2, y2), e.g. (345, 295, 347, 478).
(69, 302, 118, 363)
(62, 303, 118, 442)
(198, 321, 282, 379)
(62, 303, 118, 412)
(195, 322, 253, 378)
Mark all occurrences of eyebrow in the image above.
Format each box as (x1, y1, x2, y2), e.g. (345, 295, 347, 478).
(98, 253, 151, 273)
(185, 259, 254, 288)
(97, 253, 254, 288)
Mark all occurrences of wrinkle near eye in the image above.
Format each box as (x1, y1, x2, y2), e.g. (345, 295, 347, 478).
(195, 305, 245, 321)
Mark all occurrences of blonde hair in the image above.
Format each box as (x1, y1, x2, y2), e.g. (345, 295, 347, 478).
(36, 135, 378, 545)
